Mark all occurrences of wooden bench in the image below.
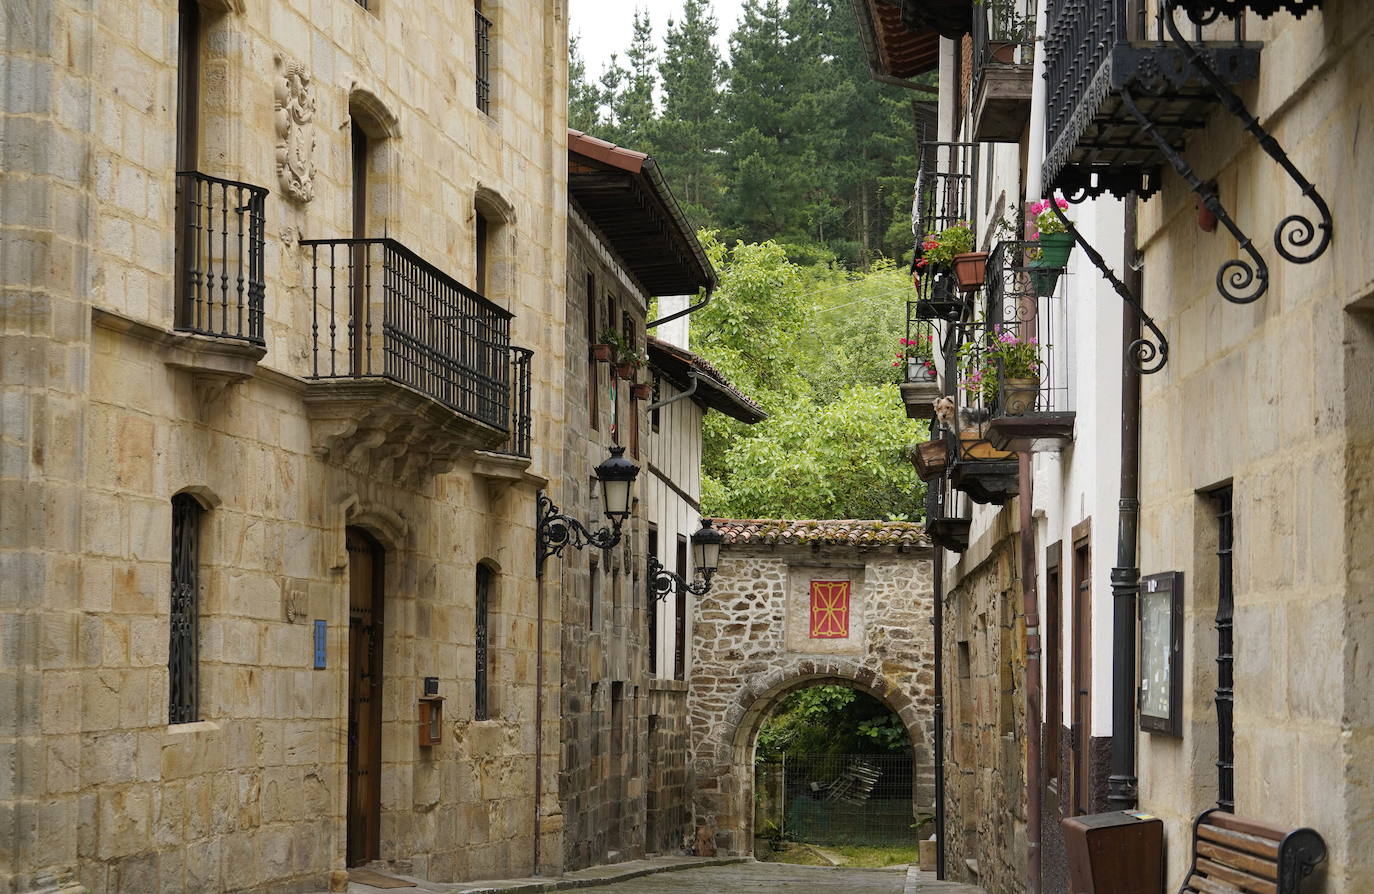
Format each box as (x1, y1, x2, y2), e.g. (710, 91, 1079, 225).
(1178, 808, 1326, 894)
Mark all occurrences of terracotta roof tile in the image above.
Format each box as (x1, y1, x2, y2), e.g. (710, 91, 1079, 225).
(712, 519, 930, 548)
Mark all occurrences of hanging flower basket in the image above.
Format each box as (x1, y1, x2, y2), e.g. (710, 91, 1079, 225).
(615, 362, 639, 380)
(591, 344, 614, 362)
(952, 252, 990, 293)
(630, 382, 652, 400)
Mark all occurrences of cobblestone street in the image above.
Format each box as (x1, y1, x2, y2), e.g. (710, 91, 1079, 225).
(572, 862, 907, 892)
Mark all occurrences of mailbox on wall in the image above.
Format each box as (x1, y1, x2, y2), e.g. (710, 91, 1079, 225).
(1062, 811, 1163, 894)
(418, 677, 443, 747)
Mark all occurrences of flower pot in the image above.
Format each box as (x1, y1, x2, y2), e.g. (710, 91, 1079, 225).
(615, 363, 638, 380)
(1029, 232, 1074, 294)
(906, 357, 937, 383)
(989, 41, 1018, 64)
(630, 382, 652, 400)
(952, 252, 989, 293)
(909, 440, 949, 481)
(1001, 377, 1039, 416)
(591, 344, 613, 362)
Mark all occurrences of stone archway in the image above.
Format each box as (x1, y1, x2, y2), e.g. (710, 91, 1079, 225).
(687, 527, 936, 856)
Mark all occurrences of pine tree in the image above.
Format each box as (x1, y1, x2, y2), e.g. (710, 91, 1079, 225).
(610, 10, 657, 149)
(598, 53, 627, 132)
(656, 0, 724, 221)
(568, 34, 602, 133)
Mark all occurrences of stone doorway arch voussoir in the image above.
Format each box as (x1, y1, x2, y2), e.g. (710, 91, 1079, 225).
(698, 657, 931, 856)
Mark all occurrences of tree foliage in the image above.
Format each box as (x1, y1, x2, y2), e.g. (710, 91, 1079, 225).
(569, 0, 920, 264)
(756, 686, 910, 758)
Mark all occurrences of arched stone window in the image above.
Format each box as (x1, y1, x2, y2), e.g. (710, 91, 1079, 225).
(169, 493, 205, 723)
(473, 186, 515, 306)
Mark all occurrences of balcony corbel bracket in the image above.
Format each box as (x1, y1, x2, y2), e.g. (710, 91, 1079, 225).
(1120, 88, 1269, 305)
(1046, 200, 1170, 375)
(1161, 0, 1332, 266)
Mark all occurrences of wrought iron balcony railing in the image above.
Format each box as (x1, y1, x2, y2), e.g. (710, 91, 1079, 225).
(175, 171, 268, 344)
(496, 346, 534, 458)
(981, 240, 1076, 451)
(909, 141, 977, 324)
(302, 238, 515, 432)
(1042, 0, 1258, 200)
(971, 0, 1035, 142)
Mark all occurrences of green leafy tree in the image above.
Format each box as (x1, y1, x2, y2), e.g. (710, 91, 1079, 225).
(756, 686, 911, 759)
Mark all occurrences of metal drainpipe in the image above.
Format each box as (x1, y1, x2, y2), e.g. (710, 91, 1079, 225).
(1020, 449, 1042, 894)
(932, 542, 947, 879)
(1107, 197, 1143, 811)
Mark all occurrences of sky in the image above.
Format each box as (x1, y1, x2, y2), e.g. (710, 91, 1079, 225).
(568, 0, 746, 76)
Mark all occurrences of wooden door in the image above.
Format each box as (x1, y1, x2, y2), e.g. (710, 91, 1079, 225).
(1070, 540, 1092, 815)
(346, 529, 383, 867)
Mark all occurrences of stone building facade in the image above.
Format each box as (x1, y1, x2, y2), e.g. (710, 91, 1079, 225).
(556, 131, 744, 872)
(858, 2, 1374, 893)
(688, 520, 936, 856)
(2, 0, 569, 891)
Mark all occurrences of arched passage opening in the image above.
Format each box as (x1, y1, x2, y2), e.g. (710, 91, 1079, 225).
(694, 660, 935, 859)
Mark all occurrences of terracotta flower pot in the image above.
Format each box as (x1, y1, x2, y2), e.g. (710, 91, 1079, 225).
(591, 344, 613, 362)
(630, 382, 652, 400)
(953, 252, 989, 293)
(1001, 377, 1039, 416)
(615, 363, 638, 380)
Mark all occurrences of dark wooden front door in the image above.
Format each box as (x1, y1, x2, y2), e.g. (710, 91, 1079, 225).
(346, 529, 383, 867)
(1070, 539, 1092, 816)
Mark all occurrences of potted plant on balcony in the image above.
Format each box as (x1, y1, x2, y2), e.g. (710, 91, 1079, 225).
(920, 222, 986, 295)
(987, 326, 1041, 416)
(630, 382, 652, 400)
(893, 335, 937, 383)
(601, 329, 645, 380)
(1028, 197, 1074, 295)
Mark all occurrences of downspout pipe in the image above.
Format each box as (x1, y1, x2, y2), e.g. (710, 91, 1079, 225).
(1020, 0, 1051, 888)
(647, 285, 712, 329)
(932, 541, 947, 879)
(1107, 197, 1143, 811)
(646, 370, 698, 411)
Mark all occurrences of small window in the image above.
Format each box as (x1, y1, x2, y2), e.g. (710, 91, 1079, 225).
(169, 493, 204, 724)
(651, 374, 661, 432)
(647, 526, 659, 674)
(475, 1, 492, 114)
(587, 273, 599, 430)
(475, 564, 492, 720)
(673, 535, 687, 680)
(475, 210, 489, 295)
(589, 553, 602, 630)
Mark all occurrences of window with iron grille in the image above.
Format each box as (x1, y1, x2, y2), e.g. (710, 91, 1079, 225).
(475, 2, 492, 114)
(475, 564, 492, 720)
(1212, 487, 1235, 812)
(169, 494, 203, 724)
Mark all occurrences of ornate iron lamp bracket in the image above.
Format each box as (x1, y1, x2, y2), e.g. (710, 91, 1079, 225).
(1119, 88, 1269, 305)
(1161, 0, 1332, 267)
(1046, 199, 1171, 375)
(647, 554, 712, 600)
(535, 491, 623, 575)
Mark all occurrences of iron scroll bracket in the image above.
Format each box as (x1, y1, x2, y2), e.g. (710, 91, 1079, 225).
(647, 554, 711, 601)
(1046, 200, 1170, 375)
(1118, 89, 1269, 305)
(535, 491, 623, 575)
(1160, 0, 1332, 267)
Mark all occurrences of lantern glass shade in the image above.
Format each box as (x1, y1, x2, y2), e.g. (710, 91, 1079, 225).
(595, 446, 639, 523)
(691, 519, 724, 575)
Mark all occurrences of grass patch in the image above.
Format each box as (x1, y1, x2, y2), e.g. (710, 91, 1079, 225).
(754, 840, 918, 868)
(831, 844, 919, 867)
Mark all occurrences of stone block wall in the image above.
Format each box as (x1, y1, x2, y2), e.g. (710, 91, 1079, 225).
(688, 536, 935, 856)
(0, 0, 570, 890)
(644, 682, 692, 855)
(1131, 5, 1374, 889)
(555, 208, 655, 871)
(942, 520, 1026, 894)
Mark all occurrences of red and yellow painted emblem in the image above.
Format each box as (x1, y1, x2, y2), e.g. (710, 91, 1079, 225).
(809, 580, 851, 639)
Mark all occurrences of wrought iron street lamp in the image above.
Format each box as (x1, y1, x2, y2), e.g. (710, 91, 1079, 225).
(536, 446, 640, 575)
(648, 519, 724, 599)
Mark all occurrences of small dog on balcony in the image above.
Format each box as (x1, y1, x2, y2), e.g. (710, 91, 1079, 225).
(934, 395, 989, 436)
